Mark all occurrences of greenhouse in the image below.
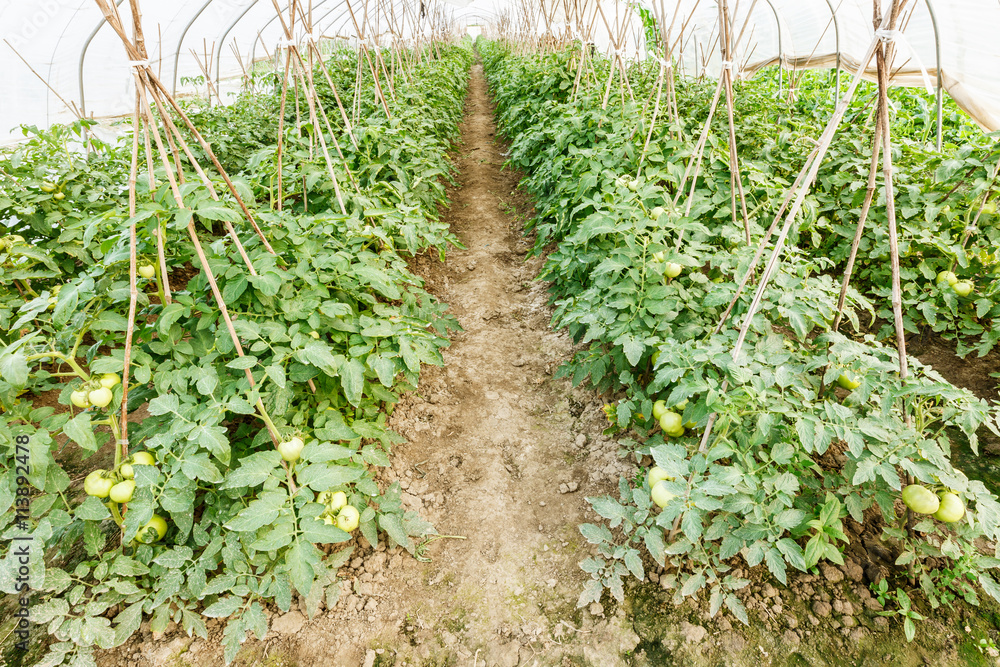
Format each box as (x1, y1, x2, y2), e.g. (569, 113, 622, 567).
(3, 0, 1000, 664)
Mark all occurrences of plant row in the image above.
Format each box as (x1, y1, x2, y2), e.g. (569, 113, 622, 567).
(0, 43, 472, 665)
(481, 40, 1000, 633)
(624, 58, 1000, 359)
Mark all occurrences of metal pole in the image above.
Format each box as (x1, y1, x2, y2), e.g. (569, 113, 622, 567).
(171, 0, 216, 97)
(214, 0, 263, 88)
(78, 0, 127, 117)
(922, 0, 943, 150)
(762, 0, 781, 96)
(822, 0, 841, 97)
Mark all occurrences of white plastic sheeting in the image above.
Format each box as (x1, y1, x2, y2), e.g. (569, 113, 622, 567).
(0, 0, 435, 143)
(651, 0, 1000, 132)
(451, 0, 645, 56)
(2, 0, 1000, 142)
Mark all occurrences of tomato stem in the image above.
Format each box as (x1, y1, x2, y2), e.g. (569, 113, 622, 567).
(106, 502, 124, 527)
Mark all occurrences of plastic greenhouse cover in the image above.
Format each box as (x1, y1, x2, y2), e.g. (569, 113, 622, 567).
(2, 0, 999, 143)
(0, 0, 428, 144)
(660, 0, 1000, 132)
(456, 0, 1000, 132)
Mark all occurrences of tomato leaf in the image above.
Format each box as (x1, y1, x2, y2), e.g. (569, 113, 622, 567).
(74, 496, 111, 521)
(340, 358, 365, 406)
(63, 412, 97, 452)
(220, 450, 281, 489)
(379, 512, 413, 550)
(296, 463, 365, 490)
(112, 601, 144, 647)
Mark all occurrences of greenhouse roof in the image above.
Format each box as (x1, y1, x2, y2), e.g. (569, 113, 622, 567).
(2, 0, 999, 143)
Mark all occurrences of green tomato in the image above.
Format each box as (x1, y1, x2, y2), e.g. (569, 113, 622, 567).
(837, 373, 860, 390)
(651, 400, 668, 420)
(328, 491, 348, 512)
(278, 436, 305, 462)
(53, 192, 65, 201)
(651, 350, 660, 367)
(100, 373, 120, 389)
(84, 470, 114, 498)
(651, 206, 665, 220)
(138, 264, 155, 279)
(933, 493, 965, 523)
(132, 451, 155, 466)
(109, 480, 136, 503)
(647, 466, 671, 488)
(40, 182, 56, 193)
(121, 450, 155, 479)
(71, 389, 90, 409)
(902, 484, 940, 515)
(659, 412, 684, 437)
(309, 331, 320, 339)
(936, 270, 958, 286)
(650, 481, 675, 508)
(136, 515, 168, 544)
(663, 262, 682, 279)
(336, 505, 360, 532)
(88, 387, 113, 408)
(953, 280, 974, 297)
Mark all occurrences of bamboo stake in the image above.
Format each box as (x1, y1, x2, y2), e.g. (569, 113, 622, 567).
(121, 84, 142, 458)
(274, 48, 293, 211)
(719, 0, 751, 244)
(832, 111, 884, 332)
(875, 0, 911, 386)
(669, 11, 896, 542)
(146, 69, 277, 253)
(4, 40, 83, 121)
(145, 85, 259, 276)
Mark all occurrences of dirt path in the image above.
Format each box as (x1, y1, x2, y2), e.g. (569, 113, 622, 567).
(119, 62, 641, 667)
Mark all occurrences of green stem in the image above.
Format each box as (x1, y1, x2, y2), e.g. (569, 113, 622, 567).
(106, 502, 124, 527)
(57, 490, 72, 512)
(26, 351, 90, 382)
(16, 280, 39, 298)
(108, 414, 123, 468)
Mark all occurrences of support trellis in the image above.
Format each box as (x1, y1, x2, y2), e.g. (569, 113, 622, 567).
(87, 0, 461, 520)
(91, 0, 302, 519)
(488, 0, 936, 548)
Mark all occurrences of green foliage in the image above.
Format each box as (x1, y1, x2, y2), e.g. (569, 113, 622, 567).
(480, 39, 1000, 635)
(0, 43, 473, 665)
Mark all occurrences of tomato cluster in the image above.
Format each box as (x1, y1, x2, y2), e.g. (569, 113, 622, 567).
(316, 489, 360, 532)
(83, 451, 166, 543)
(902, 483, 966, 523)
(70, 373, 120, 410)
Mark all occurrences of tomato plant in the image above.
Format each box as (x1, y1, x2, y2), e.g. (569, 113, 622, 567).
(0, 43, 473, 665)
(482, 39, 1000, 636)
